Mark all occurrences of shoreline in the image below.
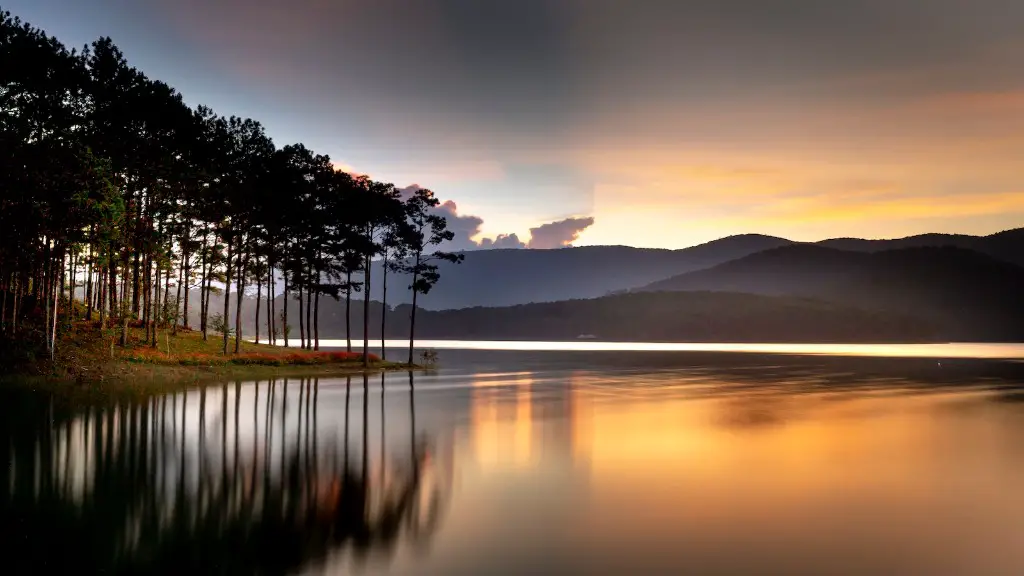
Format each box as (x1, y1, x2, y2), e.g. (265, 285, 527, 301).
(2, 362, 421, 400)
(1, 324, 424, 398)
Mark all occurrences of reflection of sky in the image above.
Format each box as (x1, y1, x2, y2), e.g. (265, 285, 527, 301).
(24, 355, 1024, 574)
(7, 0, 1024, 247)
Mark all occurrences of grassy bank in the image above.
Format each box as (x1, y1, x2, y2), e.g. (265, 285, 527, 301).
(2, 321, 415, 394)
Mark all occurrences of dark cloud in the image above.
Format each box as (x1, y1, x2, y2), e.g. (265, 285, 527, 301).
(527, 217, 595, 249)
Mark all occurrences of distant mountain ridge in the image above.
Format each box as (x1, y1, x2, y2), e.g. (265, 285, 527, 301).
(362, 228, 1023, 310)
(640, 244, 1024, 341)
(183, 226, 1024, 344)
(359, 233, 794, 309)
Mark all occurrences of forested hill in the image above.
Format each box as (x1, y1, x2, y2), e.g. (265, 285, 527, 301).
(200, 291, 937, 344)
(358, 234, 792, 309)
(359, 227, 1024, 310)
(640, 245, 1024, 341)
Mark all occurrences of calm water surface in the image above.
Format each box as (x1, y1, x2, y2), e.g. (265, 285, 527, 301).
(4, 348, 1024, 575)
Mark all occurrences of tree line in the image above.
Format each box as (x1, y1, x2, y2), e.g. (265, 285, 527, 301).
(0, 10, 462, 367)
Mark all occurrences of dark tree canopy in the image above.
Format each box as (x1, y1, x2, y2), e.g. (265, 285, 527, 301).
(0, 9, 460, 362)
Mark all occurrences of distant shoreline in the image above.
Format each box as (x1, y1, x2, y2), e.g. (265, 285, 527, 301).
(310, 339, 1024, 360)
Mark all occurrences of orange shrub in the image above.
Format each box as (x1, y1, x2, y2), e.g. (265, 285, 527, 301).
(122, 347, 379, 367)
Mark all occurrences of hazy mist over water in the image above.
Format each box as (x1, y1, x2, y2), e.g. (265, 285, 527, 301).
(5, 348, 1024, 574)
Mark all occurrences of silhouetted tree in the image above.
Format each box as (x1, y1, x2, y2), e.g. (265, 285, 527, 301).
(399, 188, 463, 365)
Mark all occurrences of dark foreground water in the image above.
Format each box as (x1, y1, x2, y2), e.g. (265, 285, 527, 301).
(5, 349, 1024, 575)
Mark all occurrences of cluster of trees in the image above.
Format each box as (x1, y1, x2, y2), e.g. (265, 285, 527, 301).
(0, 10, 461, 366)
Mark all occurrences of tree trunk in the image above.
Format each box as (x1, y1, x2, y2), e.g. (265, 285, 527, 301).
(163, 256, 171, 323)
(152, 257, 161, 349)
(266, 264, 272, 345)
(298, 281, 305, 349)
(199, 238, 209, 338)
(305, 270, 313, 350)
(313, 277, 320, 351)
(234, 250, 246, 354)
(363, 254, 371, 367)
(1, 272, 7, 334)
(345, 269, 352, 353)
(408, 255, 420, 366)
(203, 261, 213, 341)
(254, 266, 261, 344)
(132, 250, 141, 316)
(51, 255, 60, 362)
(282, 270, 289, 348)
(44, 261, 52, 354)
(143, 254, 151, 344)
(97, 267, 105, 331)
(174, 251, 183, 335)
(51, 251, 62, 358)
(68, 251, 76, 321)
(182, 248, 190, 330)
(222, 238, 233, 355)
(380, 256, 388, 361)
(108, 248, 117, 323)
(85, 243, 93, 321)
(14, 275, 22, 335)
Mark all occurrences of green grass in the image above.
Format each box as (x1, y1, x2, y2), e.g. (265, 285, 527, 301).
(2, 320, 417, 395)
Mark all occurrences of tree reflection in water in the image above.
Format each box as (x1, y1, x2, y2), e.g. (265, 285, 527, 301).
(0, 374, 448, 574)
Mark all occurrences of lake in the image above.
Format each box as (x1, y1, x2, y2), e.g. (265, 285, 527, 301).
(5, 345, 1024, 575)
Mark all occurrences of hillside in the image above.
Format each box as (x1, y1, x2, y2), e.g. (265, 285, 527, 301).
(356, 234, 793, 309)
(191, 289, 936, 343)
(639, 245, 1024, 340)
(815, 227, 1024, 266)
(356, 227, 1022, 309)
(390, 292, 936, 343)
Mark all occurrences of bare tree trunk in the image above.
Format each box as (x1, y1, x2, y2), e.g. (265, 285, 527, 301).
(199, 238, 209, 338)
(363, 253, 371, 367)
(254, 265, 261, 344)
(345, 269, 352, 353)
(152, 257, 161, 349)
(108, 248, 118, 321)
(13, 275, 22, 335)
(305, 269, 313, 350)
(163, 256, 171, 322)
(44, 259, 52, 355)
(174, 251, 183, 335)
(408, 255, 420, 366)
(313, 278, 320, 351)
(97, 267, 105, 331)
(68, 251, 76, 321)
(222, 238, 233, 355)
(298, 281, 305, 349)
(234, 249, 246, 355)
(1, 272, 7, 334)
(51, 252, 62, 362)
(266, 264, 272, 345)
(282, 270, 289, 348)
(380, 256, 388, 361)
(85, 243, 93, 321)
(132, 250, 141, 316)
(144, 254, 152, 344)
(182, 249, 190, 330)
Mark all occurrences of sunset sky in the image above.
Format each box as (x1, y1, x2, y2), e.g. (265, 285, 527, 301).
(10, 0, 1024, 249)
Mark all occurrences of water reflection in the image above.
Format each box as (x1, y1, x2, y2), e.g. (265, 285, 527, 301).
(0, 375, 449, 575)
(6, 352, 1024, 575)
